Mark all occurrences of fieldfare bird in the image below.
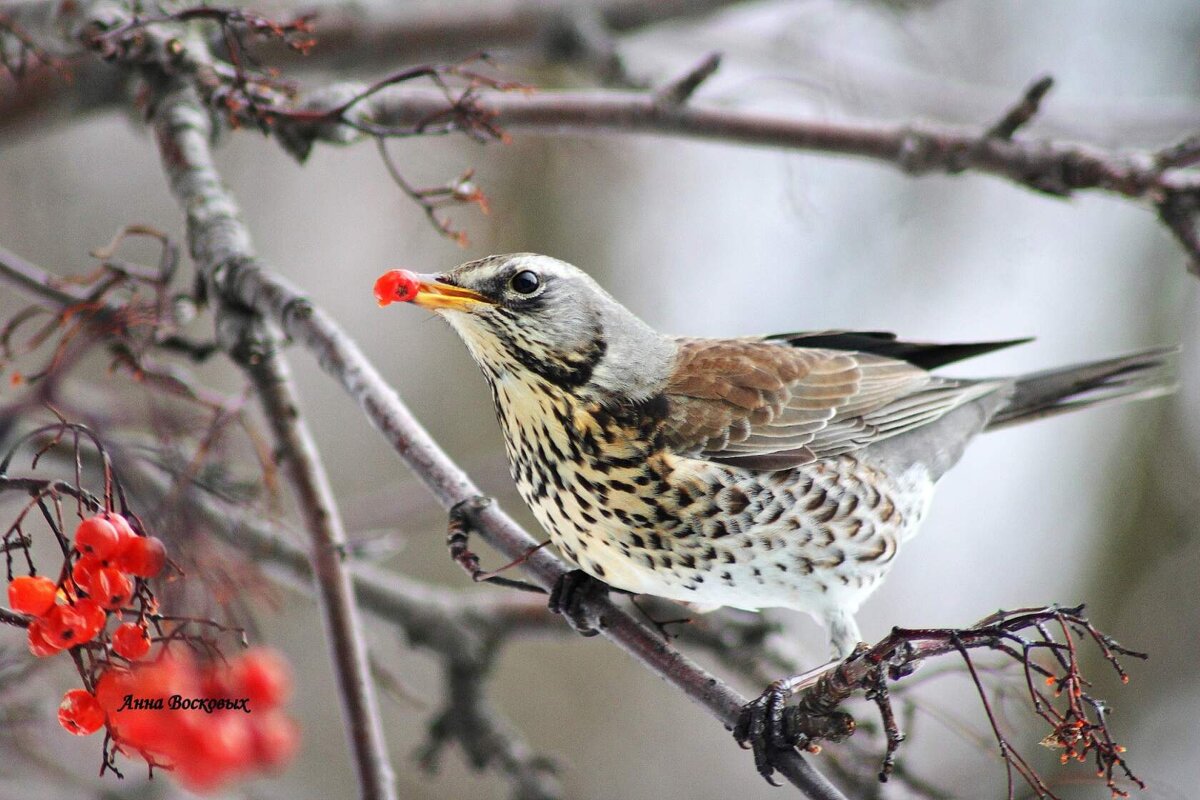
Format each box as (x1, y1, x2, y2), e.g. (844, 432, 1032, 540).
(376, 254, 1172, 651)
(375, 254, 1172, 768)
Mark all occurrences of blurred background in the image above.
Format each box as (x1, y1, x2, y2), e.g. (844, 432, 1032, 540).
(1, 0, 1198, 798)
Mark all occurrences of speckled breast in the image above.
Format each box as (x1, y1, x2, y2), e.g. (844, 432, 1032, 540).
(488, 372, 935, 617)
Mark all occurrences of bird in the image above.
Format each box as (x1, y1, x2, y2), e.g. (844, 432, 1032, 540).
(374, 253, 1173, 656)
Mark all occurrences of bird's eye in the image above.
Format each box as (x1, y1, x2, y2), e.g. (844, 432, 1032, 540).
(509, 270, 540, 295)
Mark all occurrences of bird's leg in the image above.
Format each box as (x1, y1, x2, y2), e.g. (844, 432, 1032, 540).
(446, 496, 545, 594)
(826, 609, 865, 661)
(547, 569, 611, 637)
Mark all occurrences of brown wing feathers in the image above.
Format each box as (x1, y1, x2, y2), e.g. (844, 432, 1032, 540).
(664, 337, 1006, 470)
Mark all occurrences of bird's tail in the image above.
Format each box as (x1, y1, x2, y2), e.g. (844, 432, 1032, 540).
(986, 347, 1178, 430)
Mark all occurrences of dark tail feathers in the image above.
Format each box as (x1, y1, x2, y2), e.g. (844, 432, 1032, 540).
(987, 347, 1178, 430)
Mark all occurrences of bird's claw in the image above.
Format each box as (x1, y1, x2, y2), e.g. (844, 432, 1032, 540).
(734, 677, 858, 785)
(548, 569, 609, 636)
(448, 494, 491, 526)
(733, 680, 797, 785)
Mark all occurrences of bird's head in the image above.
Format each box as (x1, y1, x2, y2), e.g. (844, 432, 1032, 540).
(375, 254, 674, 401)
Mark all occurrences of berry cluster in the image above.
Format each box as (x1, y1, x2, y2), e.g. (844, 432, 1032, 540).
(8, 509, 300, 793)
(9, 512, 164, 657)
(85, 649, 299, 792)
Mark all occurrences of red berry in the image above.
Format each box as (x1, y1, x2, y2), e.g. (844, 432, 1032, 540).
(168, 711, 255, 791)
(250, 711, 300, 770)
(8, 575, 57, 616)
(94, 667, 133, 713)
(112, 622, 152, 660)
(73, 598, 107, 642)
(58, 688, 105, 735)
(100, 512, 138, 553)
(373, 269, 421, 306)
(27, 618, 63, 657)
(71, 556, 103, 594)
(109, 652, 198, 757)
(42, 603, 92, 648)
(233, 648, 292, 710)
(118, 536, 166, 578)
(74, 516, 120, 560)
(89, 567, 133, 610)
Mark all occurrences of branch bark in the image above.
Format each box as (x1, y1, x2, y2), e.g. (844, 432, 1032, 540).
(299, 85, 1182, 198)
(147, 59, 396, 800)
(238, 329, 398, 800)
(0, 0, 744, 136)
(276, 83, 1200, 274)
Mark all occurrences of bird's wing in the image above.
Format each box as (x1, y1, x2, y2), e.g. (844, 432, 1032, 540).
(762, 330, 1031, 370)
(663, 337, 1002, 470)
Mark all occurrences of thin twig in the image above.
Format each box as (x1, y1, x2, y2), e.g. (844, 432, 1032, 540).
(654, 52, 722, 106)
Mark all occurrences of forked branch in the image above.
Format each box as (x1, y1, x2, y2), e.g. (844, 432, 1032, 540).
(770, 605, 1144, 800)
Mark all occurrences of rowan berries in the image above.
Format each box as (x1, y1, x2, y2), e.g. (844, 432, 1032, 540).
(373, 269, 421, 306)
(27, 618, 63, 657)
(118, 535, 166, 578)
(89, 567, 133, 610)
(58, 689, 105, 735)
(251, 710, 301, 770)
(71, 556, 103, 591)
(112, 622, 151, 660)
(94, 666, 132, 713)
(74, 516, 121, 560)
(73, 598, 107, 642)
(42, 603, 94, 648)
(8, 575, 57, 616)
(233, 648, 292, 710)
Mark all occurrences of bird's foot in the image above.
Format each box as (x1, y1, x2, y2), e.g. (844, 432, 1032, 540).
(446, 496, 544, 593)
(548, 569, 610, 637)
(734, 676, 857, 785)
(734, 680, 797, 786)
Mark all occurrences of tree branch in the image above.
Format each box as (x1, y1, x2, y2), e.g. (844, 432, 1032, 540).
(14, 3, 1200, 271)
(234, 320, 397, 800)
(0, 0, 745, 136)
(273, 82, 1200, 274)
(295, 85, 1174, 197)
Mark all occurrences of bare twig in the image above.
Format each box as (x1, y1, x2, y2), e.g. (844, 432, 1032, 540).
(0, 607, 31, 628)
(986, 75, 1055, 140)
(759, 606, 1145, 800)
(655, 51, 722, 107)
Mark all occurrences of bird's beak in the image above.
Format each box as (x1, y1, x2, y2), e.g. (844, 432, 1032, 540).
(374, 269, 495, 312)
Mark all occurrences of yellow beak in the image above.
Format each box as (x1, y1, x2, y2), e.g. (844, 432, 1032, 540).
(374, 270, 495, 311)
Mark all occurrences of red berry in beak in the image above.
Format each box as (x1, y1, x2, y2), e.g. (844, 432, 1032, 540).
(374, 269, 421, 307)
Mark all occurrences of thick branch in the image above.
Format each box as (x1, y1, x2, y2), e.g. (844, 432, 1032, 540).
(149, 74, 844, 800)
(268, 82, 1200, 272)
(0, 0, 743, 136)
(267, 0, 740, 71)
(236, 325, 396, 800)
(305, 86, 1180, 199)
